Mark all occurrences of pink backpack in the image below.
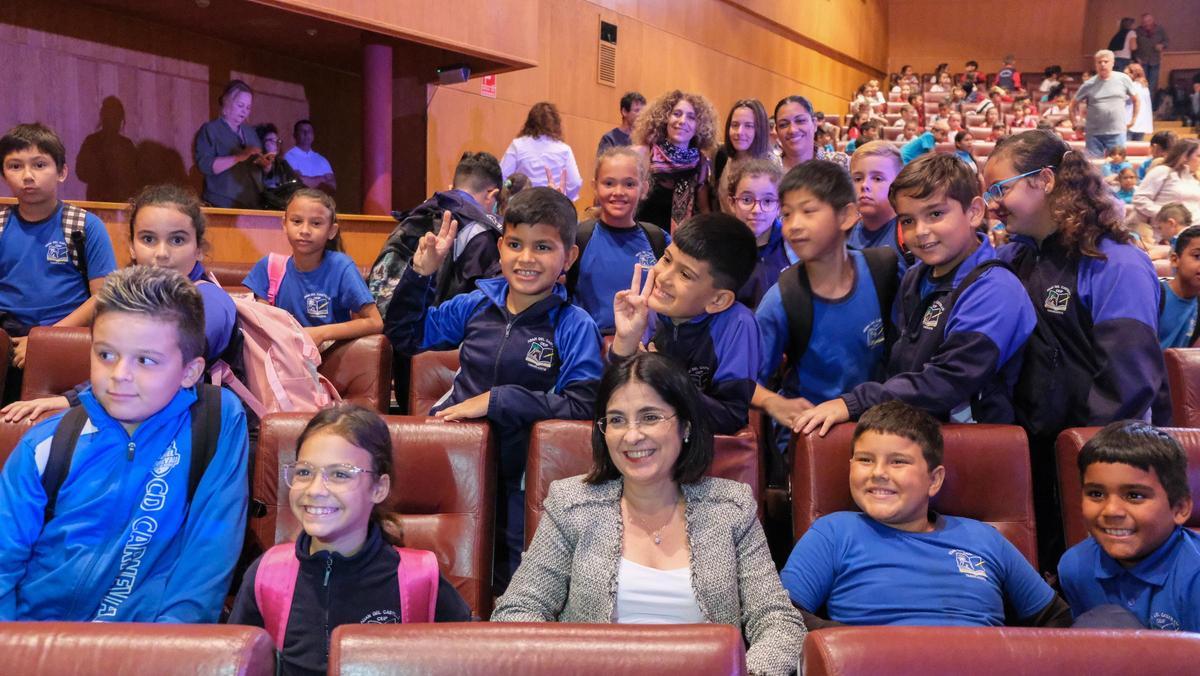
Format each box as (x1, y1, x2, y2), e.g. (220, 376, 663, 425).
(253, 542, 440, 649)
(207, 253, 340, 418)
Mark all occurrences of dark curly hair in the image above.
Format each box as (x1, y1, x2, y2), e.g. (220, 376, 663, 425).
(991, 129, 1128, 259)
(632, 90, 718, 153)
(518, 101, 563, 141)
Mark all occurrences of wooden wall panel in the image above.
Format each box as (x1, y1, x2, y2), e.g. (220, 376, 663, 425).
(426, 0, 886, 209)
(0, 0, 362, 207)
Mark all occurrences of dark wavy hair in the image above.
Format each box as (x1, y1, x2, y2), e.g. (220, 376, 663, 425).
(518, 102, 563, 141)
(721, 99, 771, 159)
(586, 352, 712, 485)
(1079, 420, 1191, 507)
(991, 129, 1128, 259)
(129, 184, 208, 253)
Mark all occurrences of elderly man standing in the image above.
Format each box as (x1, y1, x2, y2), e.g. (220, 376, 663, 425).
(1071, 50, 1139, 158)
(1132, 13, 1168, 109)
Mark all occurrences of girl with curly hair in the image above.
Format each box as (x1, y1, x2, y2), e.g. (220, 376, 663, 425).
(632, 90, 717, 232)
(500, 101, 583, 199)
(983, 129, 1170, 563)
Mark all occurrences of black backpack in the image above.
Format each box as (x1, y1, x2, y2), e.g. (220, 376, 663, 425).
(565, 218, 669, 297)
(777, 247, 900, 366)
(40, 384, 223, 524)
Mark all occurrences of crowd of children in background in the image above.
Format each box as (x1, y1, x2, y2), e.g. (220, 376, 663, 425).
(0, 50, 1197, 676)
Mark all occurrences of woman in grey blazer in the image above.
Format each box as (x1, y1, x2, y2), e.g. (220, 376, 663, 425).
(492, 352, 805, 676)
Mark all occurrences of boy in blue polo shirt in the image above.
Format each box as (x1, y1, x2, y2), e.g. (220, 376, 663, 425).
(781, 401, 1071, 629)
(847, 141, 911, 273)
(1058, 420, 1200, 631)
(794, 153, 1037, 436)
(610, 212, 760, 434)
(0, 123, 117, 396)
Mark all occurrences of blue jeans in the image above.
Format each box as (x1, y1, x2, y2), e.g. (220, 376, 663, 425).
(1086, 133, 1124, 158)
(1128, 131, 1145, 142)
(1143, 63, 1161, 106)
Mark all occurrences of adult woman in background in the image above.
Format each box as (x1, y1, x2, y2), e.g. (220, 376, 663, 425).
(633, 90, 718, 232)
(1124, 63, 1154, 142)
(707, 99, 775, 214)
(500, 101, 583, 200)
(493, 352, 805, 676)
(1135, 138, 1200, 224)
(774, 95, 817, 172)
(195, 79, 269, 208)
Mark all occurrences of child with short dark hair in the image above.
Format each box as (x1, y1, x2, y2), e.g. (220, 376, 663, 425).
(1103, 146, 1133, 178)
(795, 153, 1036, 436)
(782, 401, 1070, 629)
(1058, 420, 1199, 630)
(0, 266, 249, 621)
(727, 159, 791, 308)
(0, 122, 118, 391)
(384, 186, 603, 589)
(1141, 130, 1176, 179)
(611, 212, 760, 435)
(845, 120, 883, 154)
(1158, 225, 1200, 348)
(1115, 167, 1138, 204)
(1149, 202, 1193, 262)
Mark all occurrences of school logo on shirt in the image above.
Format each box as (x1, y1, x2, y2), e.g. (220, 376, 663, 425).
(949, 549, 988, 579)
(688, 365, 713, 391)
(921, 301, 945, 330)
(361, 609, 401, 624)
(1151, 612, 1181, 631)
(635, 250, 658, 268)
(45, 240, 69, 264)
(525, 337, 555, 371)
(864, 318, 885, 347)
(305, 293, 331, 320)
(1044, 285, 1071, 314)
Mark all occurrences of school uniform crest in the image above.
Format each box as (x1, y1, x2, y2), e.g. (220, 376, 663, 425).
(305, 293, 331, 320)
(688, 365, 713, 390)
(1043, 285, 1071, 314)
(921, 301, 945, 330)
(524, 337, 555, 371)
(635, 250, 658, 268)
(1151, 612, 1181, 631)
(949, 549, 988, 579)
(361, 609, 401, 624)
(45, 240, 69, 264)
(864, 318, 885, 347)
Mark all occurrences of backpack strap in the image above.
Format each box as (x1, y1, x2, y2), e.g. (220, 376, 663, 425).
(894, 223, 916, 267)
(1160, 278, 1169, 319)
(638, 222, 669, 259)
(0, 205, 9, 241)
(565, 218, 598, 296)
(395, 546, 440, 623)
(862, 247, 901, 348)
(187, 384, 222, 503)
(777, 262, 814, 366)
(41, 405, 90, 524)
(266, 253, 290, 305)
(61, 204, 90, 282)
(947, 259, 1010, 310)
(254, 543, 301, 650)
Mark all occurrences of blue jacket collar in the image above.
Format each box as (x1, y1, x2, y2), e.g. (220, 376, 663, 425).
(476, 276, 568, 314)
(917, 232, 996, 290)
(79, 384, 198, 439)
(1097, 526, 1184, 587)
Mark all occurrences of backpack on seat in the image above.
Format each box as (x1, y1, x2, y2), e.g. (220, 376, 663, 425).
(253, 542, 440, 648)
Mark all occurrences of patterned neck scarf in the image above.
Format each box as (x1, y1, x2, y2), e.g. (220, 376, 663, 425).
(650, 141, 701, 174)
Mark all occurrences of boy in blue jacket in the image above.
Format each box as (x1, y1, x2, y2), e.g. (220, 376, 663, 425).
(796, 153, 1037, 435)
(384, 187, 603, 590)
(0, 266, 249, 622)
(610, 212, 760, 435)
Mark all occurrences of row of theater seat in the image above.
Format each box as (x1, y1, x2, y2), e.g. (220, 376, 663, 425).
(4, 621, 1197, 675)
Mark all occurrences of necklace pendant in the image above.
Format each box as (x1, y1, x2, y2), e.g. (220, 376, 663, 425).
(653, 533, 663, 545)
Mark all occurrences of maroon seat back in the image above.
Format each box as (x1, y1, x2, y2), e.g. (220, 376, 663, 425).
(408, 350, 460, 415)
(0, 419, 37, 469)
(803, 626, 1200, 676)
(524, 420, 761, 547)
(22, 326, 91, 401)
(1164, 348, 1200, 427)
(253, 413, 496, 618)
(206, 260, 254, 288)
(0, 328, 9, 398)
(330, 623, 747, 676)
(318, 335, 392, 412)
(792, 423, 1038, 566)
(0, 622, 275, 676)
(1056, 426, 1200, 548)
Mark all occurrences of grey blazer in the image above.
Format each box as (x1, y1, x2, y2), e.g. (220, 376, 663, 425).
(492, 475, 805, 676)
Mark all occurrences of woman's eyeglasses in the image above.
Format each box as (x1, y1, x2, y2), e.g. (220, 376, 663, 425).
(597, 412, 678, 434)
(983, 166, 1051, 205)
(282, 461, 377, 488)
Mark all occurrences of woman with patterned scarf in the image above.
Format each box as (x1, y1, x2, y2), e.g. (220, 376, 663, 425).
(633, 90, 718, 232)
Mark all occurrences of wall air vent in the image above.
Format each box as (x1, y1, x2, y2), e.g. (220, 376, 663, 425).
(598, 20, 617, 87)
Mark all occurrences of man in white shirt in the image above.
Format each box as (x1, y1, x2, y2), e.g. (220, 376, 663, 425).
(283, 119, 336, 194)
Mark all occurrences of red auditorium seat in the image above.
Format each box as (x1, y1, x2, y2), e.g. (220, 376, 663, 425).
(0, 328, 10, 398)
(524, 419, 761, 547)
(318, 335, 392, 412)
(205, 260, 254, 297)
(407, 349, 460, 415)
(330, 623, 748, 675)
(21, 326, 91, 401)
(792, 423, 1038, 565)
(0, 418, 36, 468)
(0, 622, 275, 676)
(252, 412, 496, 618)
(1164, 348, 1200, 426)
(1055, 426, 1200, 548)
(882, 127, 904, 141)
(802, 626, 1200, 676)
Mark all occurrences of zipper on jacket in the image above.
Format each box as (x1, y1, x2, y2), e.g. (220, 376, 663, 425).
(323, 556, 333, 659)
(323, 557, 333, 586)
(491, 319, 516, 385)
(126, 441, 135, 461)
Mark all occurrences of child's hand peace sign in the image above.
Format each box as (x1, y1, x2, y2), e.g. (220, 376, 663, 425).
(544, 166, 570, 195)
(411, 211, 458, 276)
(611, 264, 656, 357)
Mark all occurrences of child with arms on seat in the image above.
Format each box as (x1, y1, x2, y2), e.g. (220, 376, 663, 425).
(229, 404, 469, 676)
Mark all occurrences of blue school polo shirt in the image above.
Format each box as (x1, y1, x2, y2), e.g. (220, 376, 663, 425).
(0, 203, 117, 327)
(1158, 282, 1198, 349)
(1058, 527, 1200, 632)
(574, 221, 669, 333)
(781, 511, 1054, 626)
(244, 251, 373, 327)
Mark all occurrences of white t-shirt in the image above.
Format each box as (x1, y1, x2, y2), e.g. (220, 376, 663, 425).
(1115, 30, 1136, 59)
(283, 147, 334, 177)
(1127, 82, 1154, 134)
(613, 558, 704, 624)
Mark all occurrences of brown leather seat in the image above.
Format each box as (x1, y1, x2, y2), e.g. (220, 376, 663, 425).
(318, 335, 392, 412)
(0, 328, 10, 397)
(0, 419, 37, 468)
(408, 349, 460, 415)
(802, 625, 1200, 676)
(330, 623, 748, 675)
(524, 419, 761, 547)
(252, 412, 496, 618)
(21, 326, 91, 400)
(1164, 348, 1200, 427)
(206, 260, 254, 288)
(0, 622, 275, 676)
(792, 423, 1038, 566)
(1056, 426, 1200, 548)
